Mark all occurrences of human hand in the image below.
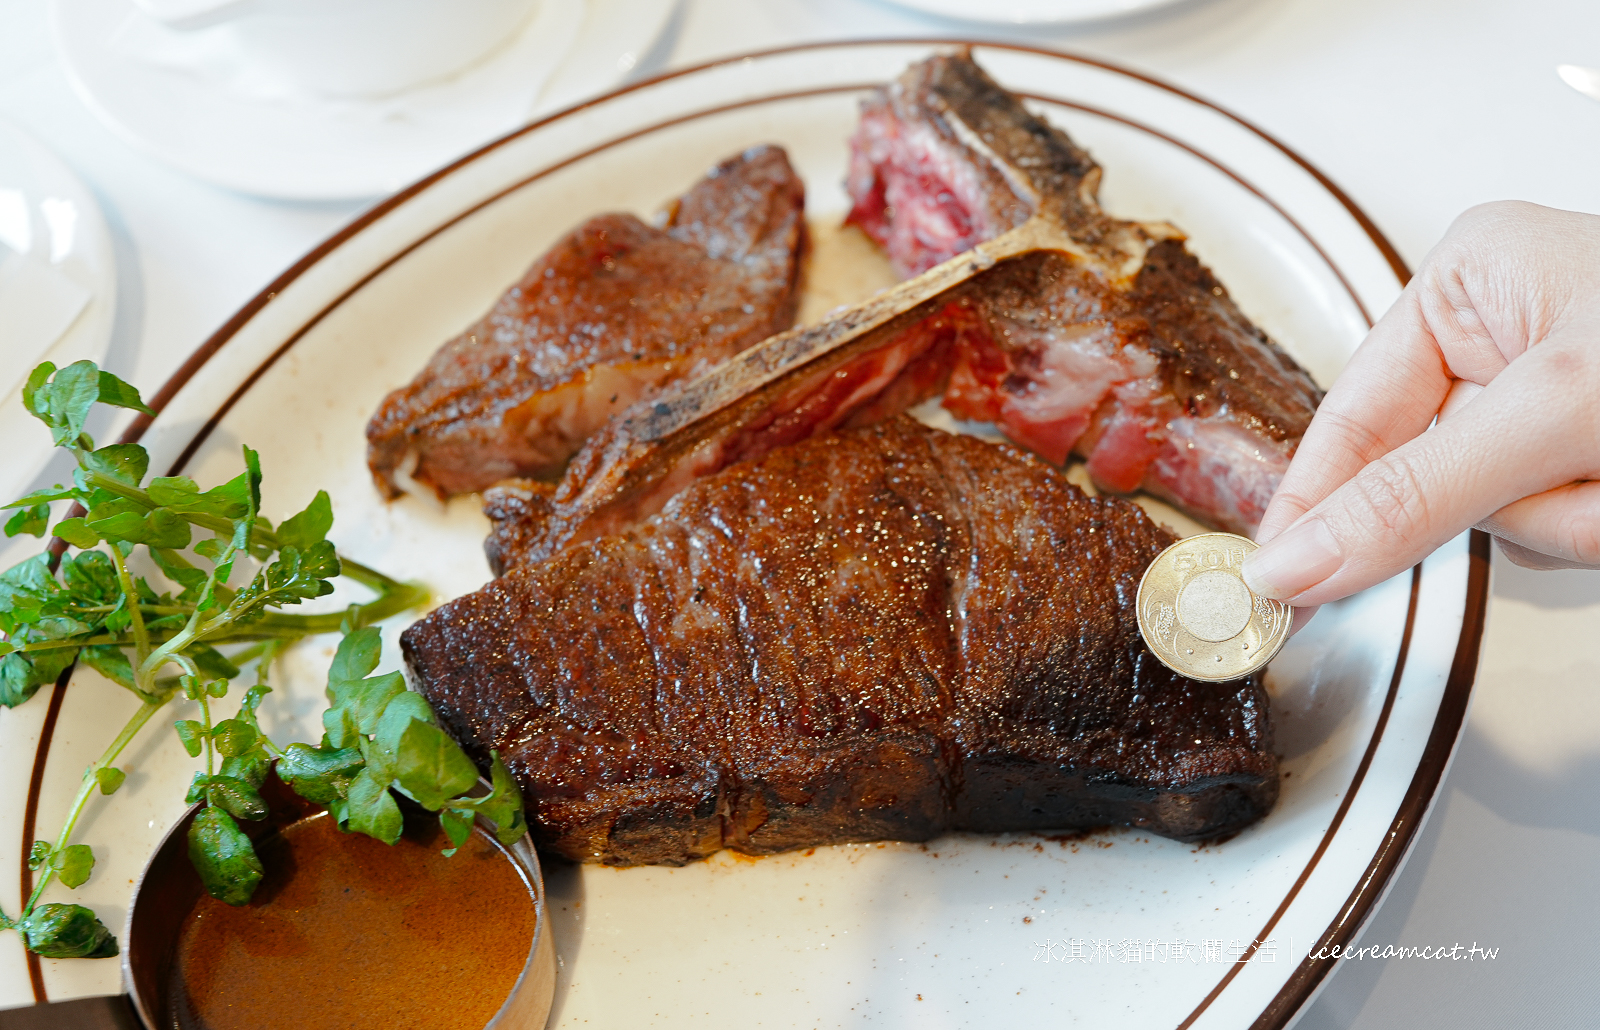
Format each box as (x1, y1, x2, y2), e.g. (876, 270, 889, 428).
(1241, 201, 1600, 610)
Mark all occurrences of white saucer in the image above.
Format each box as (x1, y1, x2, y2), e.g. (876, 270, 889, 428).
(50, 0, 678, 201)
(0, 119, 117, 507)
(879, 0, 1193, 24)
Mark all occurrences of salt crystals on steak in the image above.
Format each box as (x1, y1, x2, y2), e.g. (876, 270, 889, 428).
(404, 417, 1277, 866)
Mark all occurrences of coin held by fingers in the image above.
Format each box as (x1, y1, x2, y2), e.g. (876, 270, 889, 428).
(1137, 533, 1294, 682)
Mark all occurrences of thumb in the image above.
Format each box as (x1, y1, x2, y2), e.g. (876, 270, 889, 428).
(1241, 341, 1599, 605)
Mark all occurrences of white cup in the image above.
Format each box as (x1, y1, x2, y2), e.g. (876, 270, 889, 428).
(131, 0, 544, 99)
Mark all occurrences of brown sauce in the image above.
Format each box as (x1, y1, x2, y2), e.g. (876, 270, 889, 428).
(168, 811, 537, 1030)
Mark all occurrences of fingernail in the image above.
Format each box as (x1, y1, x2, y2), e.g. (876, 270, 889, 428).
(1242, 518, 1343, 599)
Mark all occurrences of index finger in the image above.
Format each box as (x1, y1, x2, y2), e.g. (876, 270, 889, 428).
(1256, 289, 1453, 542)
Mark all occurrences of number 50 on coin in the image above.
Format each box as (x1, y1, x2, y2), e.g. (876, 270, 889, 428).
(1136, 532, 1292, 682)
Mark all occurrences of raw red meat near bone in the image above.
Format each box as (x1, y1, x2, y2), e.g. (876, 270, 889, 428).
(481, 52, 1323, 578)
(843, 52, 1321, 534)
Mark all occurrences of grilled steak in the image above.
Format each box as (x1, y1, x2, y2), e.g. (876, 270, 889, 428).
(366, 145, 806, 499)
(406, 417, 1278, 866)
(845, 52, 1322, 534)
(479, 53, 1321, 572)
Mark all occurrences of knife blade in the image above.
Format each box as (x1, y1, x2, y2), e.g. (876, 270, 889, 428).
(1558, 64, 1600, 103)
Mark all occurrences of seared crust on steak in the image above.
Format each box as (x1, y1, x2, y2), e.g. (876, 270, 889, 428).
(476, 54, 1322, 570)
(405, 417, 1277, 865)
(366, 145, 805, 499)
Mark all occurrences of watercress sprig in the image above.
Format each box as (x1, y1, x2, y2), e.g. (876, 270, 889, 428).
(0, 361, 525, 960)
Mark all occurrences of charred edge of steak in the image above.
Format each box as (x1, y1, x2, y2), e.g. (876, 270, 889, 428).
(407, 418, 1278, 867)
(1127, 239, 1321, 442)
(510, 764, 1278, 867)
(898, 49, 1105, 231)
(482, 479, 556, 577)
(846, 50, 1121, 274)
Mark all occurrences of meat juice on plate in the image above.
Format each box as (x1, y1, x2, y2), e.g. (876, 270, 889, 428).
(168, 811, 536, 1030)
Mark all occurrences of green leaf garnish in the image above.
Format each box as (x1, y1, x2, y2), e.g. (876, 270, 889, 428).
(278, 742, 364, 804)
(80, 444, 149, 488)
(345, 768, 403, 845)
(373, 690, 433, 753)
(24, 361, 100, 447)
(174, 720, 206, 758)
(19, 904, 117, 958)
(0, 360, 461, 960)
(439, 808, 473, 857)
(50, 518, 99, 549)
(188, 807, 263, 907)
(3, 485, 78, 511)
(480, 752, 528, 845)
(80, 645, 135, 689)
(92, 369, 156, 418)
(94, 767, 126, 796)
(210, 719, 257, 758)
(0, 647, 76, 708)
(394, 720, 479, 812)
(51, 844, 95, 889)
(328, 625, 381, 685)
(4, 505, 49, 539)
(203, 777, 269, 822)
(277, 490, 333, 552)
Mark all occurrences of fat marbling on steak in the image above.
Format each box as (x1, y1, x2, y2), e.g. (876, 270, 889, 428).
(404, 417, 1277, 866)
(366, 145, 806, 499)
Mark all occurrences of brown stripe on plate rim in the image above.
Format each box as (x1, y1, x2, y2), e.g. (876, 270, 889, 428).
(161, 83, 876, 476)
(1025, 95, 1374, 328)
(16, 41, 1466, 1022)
(20, 667, 76, 1002)
(1244, 530, 1491, 1029)
(162, 79, 1374, 475)
(99, 35, 1418, 462)
(1175, 562, 1423, 1030)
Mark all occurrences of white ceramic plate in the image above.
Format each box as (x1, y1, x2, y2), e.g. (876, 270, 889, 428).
(0, 118, 117, 507)
(49, 0, 677, 200)
(878, 0, 1194, 25)
(0, 42, 1485, 1028)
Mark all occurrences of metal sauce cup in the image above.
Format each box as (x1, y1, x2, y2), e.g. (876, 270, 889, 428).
(0, 775, 553, 1030)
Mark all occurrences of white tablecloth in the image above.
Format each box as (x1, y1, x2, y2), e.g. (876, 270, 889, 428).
(2, 0, 1597, 1025)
